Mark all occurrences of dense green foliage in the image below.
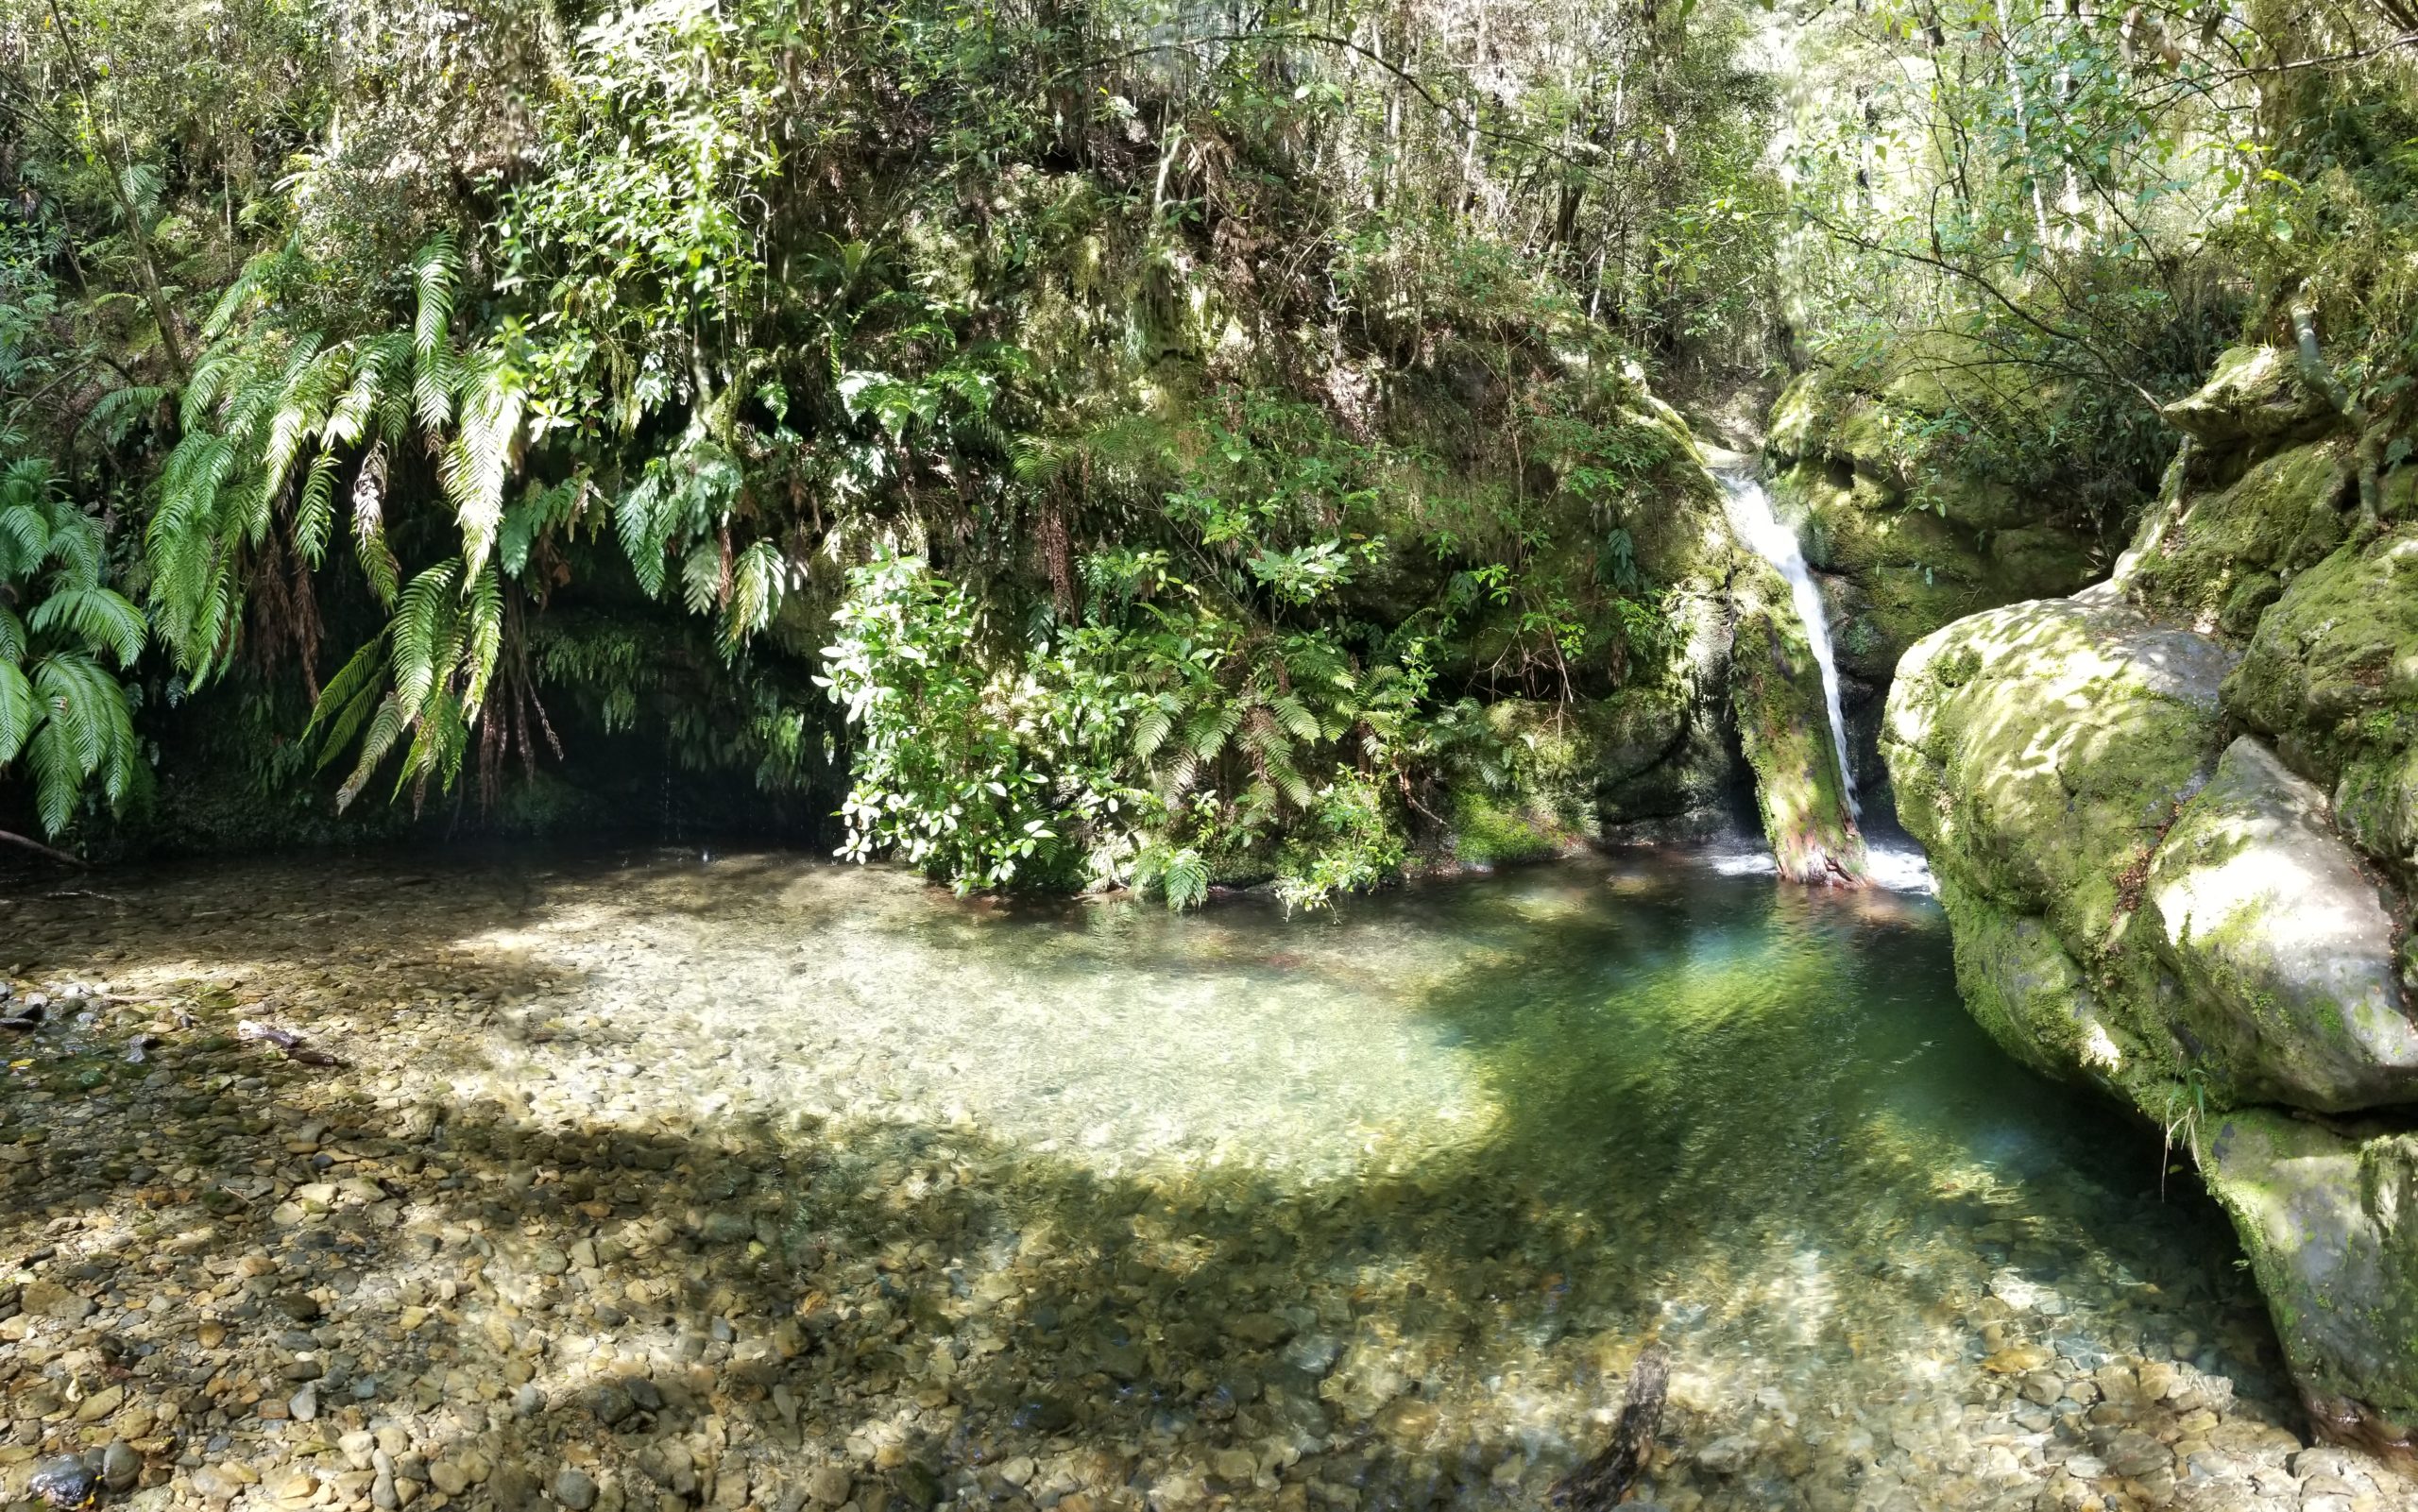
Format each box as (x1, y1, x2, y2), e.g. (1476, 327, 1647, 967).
(1783, 0, 2418, 540)
(3, 0, 2416, 897)
(0, 450, 145, 841)
(0, 0, 1772, 896)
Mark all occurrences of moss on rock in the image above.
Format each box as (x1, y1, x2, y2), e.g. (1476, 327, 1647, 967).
(2225, 529, 2418, 879)
(2203, 1109, 2418, 1437)
(1729, 554, 1865, 883)
(2125, 438, 2351, 634)
(1884, 588, 2237, 949)
(2142, 737, 2418, 1112)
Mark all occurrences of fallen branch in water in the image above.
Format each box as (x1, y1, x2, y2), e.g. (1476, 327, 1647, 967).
(1553, 1340, 1672, 1509)
(0, 828, 85, 868)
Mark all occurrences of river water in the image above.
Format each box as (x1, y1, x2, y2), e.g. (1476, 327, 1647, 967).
(0, 849, 2312, 1509)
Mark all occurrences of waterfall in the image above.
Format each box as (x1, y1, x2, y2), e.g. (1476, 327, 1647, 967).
(1717, 470, 1860, 819)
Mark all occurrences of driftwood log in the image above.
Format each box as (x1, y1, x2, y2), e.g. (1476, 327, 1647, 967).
(1551, 1340, 1671, 1509)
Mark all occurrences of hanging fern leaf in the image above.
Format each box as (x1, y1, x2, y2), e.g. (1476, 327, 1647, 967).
(28, 588, 146, 669)
(295, 451, 340, 567)
(0, 660, 31, 765)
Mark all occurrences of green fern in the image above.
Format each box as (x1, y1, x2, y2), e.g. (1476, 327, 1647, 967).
(0, 457, 149, 839)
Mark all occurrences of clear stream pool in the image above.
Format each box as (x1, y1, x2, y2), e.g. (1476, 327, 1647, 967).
(0, 849, 2324, 1510)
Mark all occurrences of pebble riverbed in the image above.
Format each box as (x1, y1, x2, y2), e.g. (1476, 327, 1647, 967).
(0, 849, 2410, 1512)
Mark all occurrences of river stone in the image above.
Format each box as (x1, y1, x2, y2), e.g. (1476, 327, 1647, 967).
(101, 1440, 140, 1492)
(2202, 1108, 2418, 1436)
(553, 1469, 599, 1511)
(2145, 737, 2418, 1110)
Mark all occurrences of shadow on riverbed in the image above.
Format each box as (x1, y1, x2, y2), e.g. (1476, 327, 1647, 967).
(0, 851, 2301, 1511)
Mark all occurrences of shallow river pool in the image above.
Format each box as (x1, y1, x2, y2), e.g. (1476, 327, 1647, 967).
(0, 849, 2350, 1512)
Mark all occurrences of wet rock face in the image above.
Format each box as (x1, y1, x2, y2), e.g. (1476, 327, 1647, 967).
(1728, 553, 1865, 884)
(1885, 343, 2418, 1454)
(1762, 367, 2100, 686)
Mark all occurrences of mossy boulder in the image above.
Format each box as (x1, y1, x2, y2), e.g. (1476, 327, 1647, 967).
(2160, 345, 2334, 448)
(2225, 530, 2418, 878)
(2124, 438, 2351, 635)
(1884, 589, 2418, 1438)
(1883, 340, 2418, 1449)
(2203, 1110, 2418, 1444)
(1729, 554, 1864, 883)
(1936, 874, 2126, 1084)
(2143, 738, 2418, 1113)
(1765, 366, 2098, 684)
(1884, 586, 2237, 949)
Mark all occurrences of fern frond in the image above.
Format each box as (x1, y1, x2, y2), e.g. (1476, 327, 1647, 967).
(1268, 692, 1321, 743)
(305, 634, 389, 742)
(414, 233, 459, 358)
(1164, 847, 1209, 911)
(458, 567, 503, 725)
(1187, 703, 1240, 760)
(29, 587, 146, 668)
(1130, 703, 1173, 760)
(680, 541, 722, 616)
(84, 384, 169, 447)
(352, 446, 398, 607)
(0, 501, 49, 578)
(391, 560, 464, 711)
(0, 659, 31, 765)
(43, 511, 103, 589)
(443, 346, 524, 574)
(723, 540, 785, 652)
(616, 473, 668, 598)
(295, 452, 339, 567)
(335, 693, 405, 812)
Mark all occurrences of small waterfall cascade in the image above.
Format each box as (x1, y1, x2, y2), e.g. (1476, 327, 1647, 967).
(1716, 469, 1860, 820)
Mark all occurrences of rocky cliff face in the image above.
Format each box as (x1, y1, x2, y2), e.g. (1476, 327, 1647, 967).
(1882, 346, 2418, 1458)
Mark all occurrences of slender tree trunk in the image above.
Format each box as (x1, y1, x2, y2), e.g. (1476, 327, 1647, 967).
(46, 0, 189, 382)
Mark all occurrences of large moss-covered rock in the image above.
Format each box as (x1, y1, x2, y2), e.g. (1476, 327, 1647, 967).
(1936, 874, 2125, 1083)
(2226, 531, 2418, 879)
(2145, 738, 2418, 1112)
(2123, 437, 2350, 635)
(1456, 686, 1720, 860)
(1885, 586, 2236, 949)
(2204, 1110, 2418, 1450)
(1729, 554, 1864, 883)
(1886, 343, 2418, 1451)
(2160, 345, 2334, 448)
